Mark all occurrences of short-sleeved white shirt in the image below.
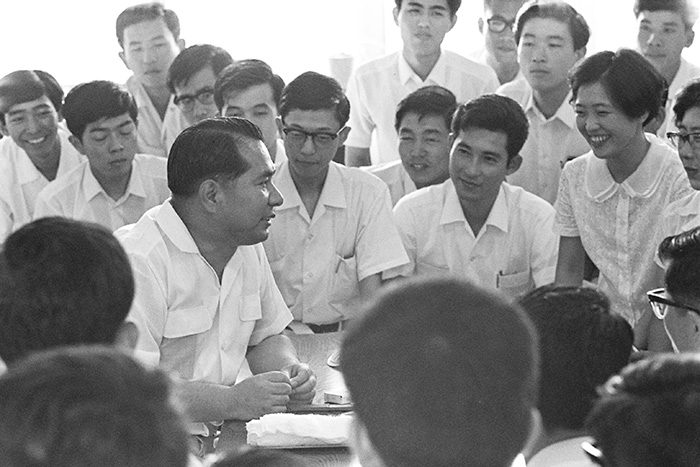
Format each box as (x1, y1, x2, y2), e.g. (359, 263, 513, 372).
(345, 50, 499, 165)
(555, 135, 693, 324)
(364, 160, 417, 206)
(497, 79, 589, 205)
(263, 161, 409, 325)
(34, 153, 170, 231)
(662, 191, 700, 238)
(384, 180, 558, 300)
(126, 76, 187, 158)
(115, 201, 292, 385)
(0, 129, 83, 241)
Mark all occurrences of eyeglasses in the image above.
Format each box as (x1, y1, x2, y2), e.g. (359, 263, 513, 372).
(282, 127, 344, 147)
(647, 288, 700, 319)
(581, 441, 606, 466)
(486, 16, 516, 33)
(173, 87, 215, 111)
(667, 131, 700, 149)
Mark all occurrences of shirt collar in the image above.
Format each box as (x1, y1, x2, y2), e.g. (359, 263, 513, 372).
(398, 49, 446, 86)
(439, 180, 509, 232)
(274, 160, 347, 211)
(14, 129, 76, 185)
(524, 86, 576, 129)
(155, 200, 200, 254)
(81, 158, 145, 202)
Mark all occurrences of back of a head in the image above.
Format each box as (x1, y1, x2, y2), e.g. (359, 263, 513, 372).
(62, 80, 138, 141)
(519, 285, 633, 433)
(658, 226, 700, 302)
(342, 277, 539, 467)
(394, 85, 457, 132)
(214, 59, 285, 112)
(633, 0, 699, 28)
(116, 2, 180, 48)
(0, 217, 134, 364)
(168, 44, 234, 94)
(0, 70, 63, 122)
(279, 71, 350, 126)
(0, 345, 190, 467)
(514, 1, 591, 51)
(587, 354, 700, 467)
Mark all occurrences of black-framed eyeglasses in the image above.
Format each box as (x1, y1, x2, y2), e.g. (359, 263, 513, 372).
(647, 288, 700, 319)
(173, 86, 215, 110)
(486, 16, 516, 33)
(282, 127, 344, 147)
(581, 441, 606, 466)
(667, 131, 700, 149)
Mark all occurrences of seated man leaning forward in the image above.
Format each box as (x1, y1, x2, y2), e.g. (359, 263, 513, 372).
(384, 94, 558, 300)
(0, 70, 83, 241)
(342, 277, 540, 467)
(34, 81, 170, 231)
(263, 72, 409, 332)
(367, 85, 457, 206)
(115, 117, 316, 429)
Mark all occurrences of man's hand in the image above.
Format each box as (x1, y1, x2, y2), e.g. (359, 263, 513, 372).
(230, 371, 292, 420)
(282, 362, 317, 403)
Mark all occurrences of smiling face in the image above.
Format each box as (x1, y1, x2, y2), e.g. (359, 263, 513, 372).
(394, 0, 457, 58)
(222, 83, 279, 158)
(398, 112, 451, 188)
(173, 66, 218, 126)
(0, 95, 61, 164)
(676, 106, 700, 190)
(637, 10, 694, 82)
(119, 18, 183, 88)
(482, 0, 524, 69)
(518, 17, 584, 95)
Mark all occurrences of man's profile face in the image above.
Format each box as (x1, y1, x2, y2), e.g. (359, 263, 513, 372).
(173, 66, 218, 126)
(663, 291, 700, 353)
(398, 112, 451, 188)
(637, 10, 694, 79)
(222, 83, 280, 159)
(675, 105, 700, 190)
(482, 0, 524, 68)
(394, 0, 457, 58)
(0, 95, 60, 163)
(119, 18, 183, 89)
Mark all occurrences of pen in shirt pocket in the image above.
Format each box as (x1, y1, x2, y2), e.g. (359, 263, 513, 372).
(496, 270, 503, 288)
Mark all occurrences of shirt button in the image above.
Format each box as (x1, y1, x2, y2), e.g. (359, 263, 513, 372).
(306, 272, 314, 279)
(308, 233, 315, 240)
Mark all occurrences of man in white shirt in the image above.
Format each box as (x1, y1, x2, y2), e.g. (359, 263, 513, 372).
(635, 0, 700, 139)
(368, 85, 456, 205)
(497, 1, 590, 205)
(345, 0, 499, 167)
(384, 94, 558, 300)
(116, 2, 187, 157)
(263, 72, 408, 331)
(0, 70, 83, 241)
(34, 81, 170, 231)
(168, 44, 233, 127)
(215, 59, 287, 167)
(116, 118, 315, 426)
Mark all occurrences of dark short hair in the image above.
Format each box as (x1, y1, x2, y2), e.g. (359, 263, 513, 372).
(62, 80, 138, 141)
(673, 79, 700, 126)
(167, 116, 264, 197)
(342, 277, 539, 467)
(394, 85, 457, 132)
(569, 49, 667, 126)
(214, 59, 285, 112)
(0, 70, 63, 124)
(394, 0, 462, 16)
(519, 285, 633, 432)
(658, 226, 700, 302)
(451, 94, 529, 161)
(168, 44, 234, 94)
(279, 71, 350, 127)
(514, 1, 590, 51)
(634, 0, 699, 28)
(587, 354, 700, 467)
(0, 346, 190, 467)
(0, 217, 134, 364)
(116, 2, 180, 48)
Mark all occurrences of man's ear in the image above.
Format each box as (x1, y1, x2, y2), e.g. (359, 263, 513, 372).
(0, 119, 9, 137)
(506, 154, 522, 176)
(114, 321, 139, 351)
(276, 116, 284, 137)
(478, 17, 484, 35)
(177, 38, 186, 52)
(349, 417, 385, 467)
(338, 126, 351, 146)
(68, 134, 86, 155)
(574, 47, 586, 64)
(393, 6, 400, 26)
(198, 179, 222, 213)
(119, 50, 131, 71)
(686, 28, 695, 48)
(449, 14, 458, 32)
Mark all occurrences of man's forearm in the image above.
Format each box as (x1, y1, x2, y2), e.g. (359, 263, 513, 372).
(247, 334, 300, 375)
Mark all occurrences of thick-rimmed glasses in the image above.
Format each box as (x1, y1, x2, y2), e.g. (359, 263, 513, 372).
(282, 127, 344, 148)
(647, 288, 700, 319)
(667, 131, 700, 149)
(486, 16, 516, 33)
(174, 87, 215, 111)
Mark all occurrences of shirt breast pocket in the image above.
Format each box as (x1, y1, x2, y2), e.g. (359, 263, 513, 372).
(416, 261, 451, 278)
(163, 306, 214, 339)
(497, 269, 533, 300)
(240, 294, 263, 322)
(329, 255, 361, 318)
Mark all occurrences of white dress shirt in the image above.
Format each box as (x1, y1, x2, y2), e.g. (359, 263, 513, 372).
(364, 160, 417, 206)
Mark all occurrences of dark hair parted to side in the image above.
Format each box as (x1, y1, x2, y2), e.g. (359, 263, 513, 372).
(514, 1, 591, 51)
(0, 217, 134, 364)
(116, 2, 180, 48)
(214, 59, 286, 112)
(62, 80, 138, 141)
(0, 70, 64, 123)
(168, 44, 234, 94)
(658, 225, 700, 302)
(451, 94, 529, 161)
(633, 0, 699, 28)
(0, 346, 190, 467)
(394, 85, 457, 132)
(167, 116, 264, 197)
(673, 79, 700, 126)
(569, 49, 667, 126)
(519, 285, 633, 433)
(279, 71, 350, 127)
(394, 0, 462, 16)
(587, 354, 700, 467)
(342, 277, 539, 467)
